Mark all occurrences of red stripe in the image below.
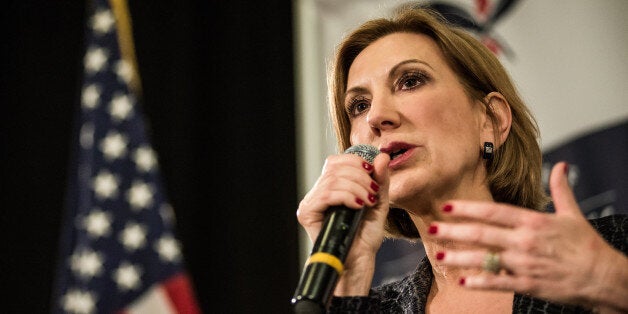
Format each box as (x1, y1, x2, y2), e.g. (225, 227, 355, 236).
(163, 273, 202, 314)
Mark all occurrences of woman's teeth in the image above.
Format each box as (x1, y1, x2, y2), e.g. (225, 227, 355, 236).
(390, 149, 407, 160)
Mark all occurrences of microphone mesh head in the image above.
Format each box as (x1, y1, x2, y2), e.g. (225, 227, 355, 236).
(344, 144, 380, 164)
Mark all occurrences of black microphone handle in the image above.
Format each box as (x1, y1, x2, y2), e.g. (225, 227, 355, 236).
(291, 205, 365, 312)
(292, 144, 379, 313)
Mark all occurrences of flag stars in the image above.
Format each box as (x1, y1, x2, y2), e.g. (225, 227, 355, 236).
(60, 289, 97, 314)
(58, 1, 199, 312)
(109, 93, 134, 122)
(114, 60, 134, 84)
(133, 146, 157, 172)
(92, 170, 119, 200)
(99, 131, 128, 161)
(119, 222, 147, 251)
(112, 261, 142, 291)
(81, 84, 101, 109)
(81, 208, 112, 239)
(91, 9, 115, 35)
(126, 180, 154, 211)
(155, 235, 181, 263)
(84, 47, 108, 74)
(70, 248, 104, 280)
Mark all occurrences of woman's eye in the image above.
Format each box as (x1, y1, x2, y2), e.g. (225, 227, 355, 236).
(399, 72, 429, 90)
(346, 96, 370, 117)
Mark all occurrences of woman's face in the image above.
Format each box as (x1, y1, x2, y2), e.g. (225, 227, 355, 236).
(345, 32, 493, 210)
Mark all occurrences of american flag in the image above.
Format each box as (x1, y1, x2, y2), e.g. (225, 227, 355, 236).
(51, 0, 201, 313)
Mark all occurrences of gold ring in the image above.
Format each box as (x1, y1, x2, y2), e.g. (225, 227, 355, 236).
(482, 251, 501, 274)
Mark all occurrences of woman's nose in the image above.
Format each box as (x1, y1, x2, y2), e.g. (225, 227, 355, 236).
(366, 97, 399, 132)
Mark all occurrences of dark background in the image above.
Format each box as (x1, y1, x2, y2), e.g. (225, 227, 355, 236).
(3, 1, 300, 313)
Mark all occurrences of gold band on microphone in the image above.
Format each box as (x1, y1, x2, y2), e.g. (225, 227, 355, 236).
(306, 252, 344, 275)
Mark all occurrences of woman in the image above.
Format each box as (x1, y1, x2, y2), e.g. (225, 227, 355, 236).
(295, 6, 627, 313)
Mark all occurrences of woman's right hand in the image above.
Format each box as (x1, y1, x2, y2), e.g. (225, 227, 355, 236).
(296, 151, 390, 295)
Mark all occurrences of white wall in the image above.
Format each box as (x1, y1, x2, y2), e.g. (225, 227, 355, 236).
(293, 0, 628, 264)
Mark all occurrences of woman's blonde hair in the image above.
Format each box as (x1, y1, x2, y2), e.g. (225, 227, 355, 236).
(328, 5, 549, 239)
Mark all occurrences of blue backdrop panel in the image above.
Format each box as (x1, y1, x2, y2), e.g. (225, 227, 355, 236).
(542, 119, 628, 218)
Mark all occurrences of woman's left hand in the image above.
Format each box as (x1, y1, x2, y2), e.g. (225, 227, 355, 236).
(428, 161, 628, 311)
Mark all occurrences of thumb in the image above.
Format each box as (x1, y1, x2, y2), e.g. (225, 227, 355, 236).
(372, 153, 391, 214)
(372, 152, 390, 193)
(549, 161, 581, 216)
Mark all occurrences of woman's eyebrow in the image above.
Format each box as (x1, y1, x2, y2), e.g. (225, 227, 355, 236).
(344, 86, 369, 100)
(344, 59, 433, 98)
(388, 59, 433, 81)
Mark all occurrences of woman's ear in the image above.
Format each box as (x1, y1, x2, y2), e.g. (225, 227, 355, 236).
(482, 92, 512, 145)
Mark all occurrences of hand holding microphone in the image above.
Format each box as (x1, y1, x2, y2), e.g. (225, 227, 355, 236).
(292, 144, 389, 313)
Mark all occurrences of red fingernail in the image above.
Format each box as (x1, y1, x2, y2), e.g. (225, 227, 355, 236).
(564, 163, 569, 175)
(356, 198, 364, 205)
(368, 194, 377, 203)
(459, 277, 466, 285)
(428, 224, 438, 234)
(442, 204, 453, 212)
(370, 181, 380, 192)
(363, 162, 373, 170)
(436, 251, 445, 260)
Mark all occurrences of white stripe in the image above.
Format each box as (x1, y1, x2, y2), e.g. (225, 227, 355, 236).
(127, 284, 176, 314)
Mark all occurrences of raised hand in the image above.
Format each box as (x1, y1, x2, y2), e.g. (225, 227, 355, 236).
(428, 162, 628, 311)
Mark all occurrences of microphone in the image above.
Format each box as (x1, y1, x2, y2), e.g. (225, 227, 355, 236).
(291, 144, 380, 313)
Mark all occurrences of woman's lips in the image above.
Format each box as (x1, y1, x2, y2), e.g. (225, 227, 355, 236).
(387, 147, 414, 169)
(380, 142, 417, 169)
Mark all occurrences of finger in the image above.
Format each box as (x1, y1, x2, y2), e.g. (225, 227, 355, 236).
(434, 249, 486, 268)
(429, 221, 515, 249)
(324, 154, 382, 194)
(460, 273, 529, 292)
(298, 166, 378, 218)
(370, 153, 390, 198)
(461, 273, 562, 299)
(437, 250, 511, 275)
(323, 153, 374, 177)
(440, 200, 536, 228)
(345, 153, 383, 196)
(436, 249, 558, 279)
(367, 153, 390, 218)
(548, 161, 580, 216)
(372, 152, 390, 183)
(323, 176, 380, 208)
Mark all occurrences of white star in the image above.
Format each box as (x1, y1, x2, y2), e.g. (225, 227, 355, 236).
(60, 288, 97, 314)
(155, 235, 181, 263)
(91, 170, 119, 200)
(114, 59, 134, 84)
(70, 248, 104, 280)
(112, 261, 142, 291)
(84, 47, 108, 74)
(133, 146, 157, 172)
(99, 131, 128, 161)
(80, 208, 112, 238)
(126, 180, 154, 211)
(108, 93, 134, 122)
(81, 84, 101, 109)
(80, 122, 95, 150)
(119, 222, 147, 251)
(91, 9, 115, 35)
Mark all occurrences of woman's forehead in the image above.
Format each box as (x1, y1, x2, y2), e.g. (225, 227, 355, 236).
(349, 33, 442, 72)
(347, 33, 447, 84)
